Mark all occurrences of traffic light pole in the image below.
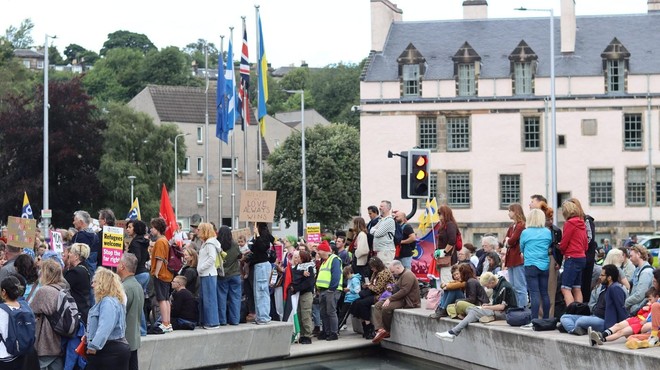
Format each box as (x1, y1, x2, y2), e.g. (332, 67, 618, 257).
(405, 199, 417, 222)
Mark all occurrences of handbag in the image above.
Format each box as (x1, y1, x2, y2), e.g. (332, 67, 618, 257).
(531, 318, 558, 331)
(436, 256, 452, 268)
(505, 307, 532, 326)
(425, 288, 442, 310)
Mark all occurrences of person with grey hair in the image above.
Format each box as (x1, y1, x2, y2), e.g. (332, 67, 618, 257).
(64, 242, 92, 325)
(0, 243, 23, 281)
(370, 200, 396, 266)
(72, 210, 101, 276)
(118, 252, 144, 370)
(476, 236, 499, 276)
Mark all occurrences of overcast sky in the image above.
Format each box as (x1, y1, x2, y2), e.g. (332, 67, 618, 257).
(1, 0, 650, 67)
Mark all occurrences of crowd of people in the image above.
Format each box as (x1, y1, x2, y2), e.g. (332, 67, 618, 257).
(1, 195, 660, 369)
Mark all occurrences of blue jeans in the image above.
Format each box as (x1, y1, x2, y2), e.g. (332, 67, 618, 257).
(562, 257, 586, 290)
(508, 264, 528, 308)
(218, 275, 242, 325)
(199, 276, 220, 327)
(439, 290, 465, 310)
(135, 272, 150, 336)
(525, 265, 550, 319)
(560, 314, 604, 333)
(399, 257, 412, 269)
(253, 262, 272, 323)
(312, 302, 321, 326)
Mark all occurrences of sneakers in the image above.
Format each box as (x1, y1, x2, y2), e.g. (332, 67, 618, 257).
(557, 323, 567, 333)
(626, 339, 650, 350)
(326, 333, 339, 341)
(434, 331, 456, 342)
(520, 323, 533, 330)
(299, 336, 312, 345)
(588, 327, 603, 346)
(478, 315, 495, 323)
(159, 323, 173, 333)
(204, 325, 220, 330)
(648, 335, 659, 347)
(372, 329, 390, 344)
(317, 332, 328, 340)
(254, 320, 270, 325)
(571, 326, 587, 336)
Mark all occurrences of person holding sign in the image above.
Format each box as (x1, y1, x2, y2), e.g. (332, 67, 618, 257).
(251, 222, 274, 325)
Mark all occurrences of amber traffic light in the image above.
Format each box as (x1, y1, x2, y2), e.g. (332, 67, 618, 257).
(407, 149, 430, 198)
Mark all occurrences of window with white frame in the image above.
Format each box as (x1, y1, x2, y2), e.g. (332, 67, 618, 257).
(222, 157, 237, 174)
(589, 169, 613, 206)
(182, 157, 190, 174)
(447, 117, 470, 152)
(655, 168, 660, 206)
(623, 113, 642, 150)
(402, 64, 420, 97)
(626, 168, 646, 206)
(418, 117, 437, 150)
(606, 59, 624, 93)
(523, 116, 541, 151)
(196, 157, 203, 174)
(514, 62, 532, 95)
(499, 174, 521, 208)
(447, 172, 470, 207)
(22, 60, 30, 68)
(37, 60, 44, 69)
(196, 187, 204, 204)
(457, 64, 476, 96)
(196, 126, 203, 144)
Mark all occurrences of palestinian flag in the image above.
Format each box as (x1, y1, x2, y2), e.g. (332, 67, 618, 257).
(281, 262, 300, 343)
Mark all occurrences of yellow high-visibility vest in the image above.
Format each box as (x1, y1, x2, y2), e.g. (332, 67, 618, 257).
(316, 254, 343, 289)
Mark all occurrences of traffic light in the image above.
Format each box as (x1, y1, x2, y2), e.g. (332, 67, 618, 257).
(407, 149, 430, 198)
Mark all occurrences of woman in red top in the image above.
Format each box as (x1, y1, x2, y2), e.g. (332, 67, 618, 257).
(559, 200, 588, 305)
(437, 205, 459, 284)
(504, 203, 527, 308)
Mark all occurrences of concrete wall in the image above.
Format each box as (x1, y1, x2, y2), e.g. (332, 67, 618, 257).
(382, 307, 660, 370)
(138, 322, 293, 370)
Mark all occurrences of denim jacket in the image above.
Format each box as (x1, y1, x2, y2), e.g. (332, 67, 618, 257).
(86, 296, 126, 351)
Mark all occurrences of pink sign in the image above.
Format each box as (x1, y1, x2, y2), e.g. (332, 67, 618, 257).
(101, 226, 124, 267)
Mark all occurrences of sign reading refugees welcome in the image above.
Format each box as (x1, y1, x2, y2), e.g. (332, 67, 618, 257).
(239, 190, 277, 222)
(306, 223, 321, 243)
(101, 226, 124, 267)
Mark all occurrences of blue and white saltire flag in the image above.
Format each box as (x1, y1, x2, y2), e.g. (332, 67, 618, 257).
(225, 36, 237, 134)
(216, 44, 228, 143)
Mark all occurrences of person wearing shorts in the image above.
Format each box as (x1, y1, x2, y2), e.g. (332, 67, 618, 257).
(150, 217, 174, 333)
(559, 201, 588, 306)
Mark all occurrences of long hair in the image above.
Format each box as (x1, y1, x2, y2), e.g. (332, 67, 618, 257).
(218, 225, 234, 252)
(40, 259, 65, 286)
(368, 256, 386, 272)
(14, 254, 38, 284)
(458, 263, 475, 282)
(184, 246, 198, 268)
(93, 267, 125, 305)
(353, 217, 367, 234)
(438, 205, 456, 225)
(508, 203, 526, 224)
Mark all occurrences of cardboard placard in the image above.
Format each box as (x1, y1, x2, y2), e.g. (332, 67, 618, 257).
(239, 190, 277, 222)
(306, 223, 321, 243)
(50, 231, 64, 253)
(6, 216, 37, 249)
(231, 228, 252, 243)
(101, 225, 124, 267)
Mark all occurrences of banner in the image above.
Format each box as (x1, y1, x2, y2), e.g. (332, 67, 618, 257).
(239, 190, 276, 222)
(412, 223, 441, 282)
(102, 225, 124, 267)
(306, 223, 321, 244)
(50, 230, 64, 253)
(6, 216, 37, 249)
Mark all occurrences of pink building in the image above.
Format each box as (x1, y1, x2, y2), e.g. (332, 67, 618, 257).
(360, 0, 660, 244)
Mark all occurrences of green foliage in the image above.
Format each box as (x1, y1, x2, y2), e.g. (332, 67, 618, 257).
(308, 63, 361, 127)
(98, 103, 185, 220)
(183, 39, 219, 69)
(48, 45, 64, 65)
(5, 19, 34, 49)
(264, 124, 360, 230)
(100, 30, 156, 56)
(64, 44, 99, 66)
(142, 46, 196, 86)
(83, 48, 144, 102)
(0, 77, 106, 226)
(0, 39, 35, 102)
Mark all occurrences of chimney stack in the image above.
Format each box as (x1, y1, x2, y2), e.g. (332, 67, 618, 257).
(560, 0, 576, 53)
(370, 0, 403, 52)
(463, 0, 488, 20)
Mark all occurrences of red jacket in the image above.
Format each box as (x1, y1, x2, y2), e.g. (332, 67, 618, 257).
(560, 217, 588, 258)
(505, 221, 525, 267)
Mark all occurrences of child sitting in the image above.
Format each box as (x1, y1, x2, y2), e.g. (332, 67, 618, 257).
(378, 283, 396, 302)
(590, 287, 658, 346)
(338, 266, 361, 329)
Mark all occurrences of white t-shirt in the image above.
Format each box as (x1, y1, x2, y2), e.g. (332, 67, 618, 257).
(0, 304, 18, 360)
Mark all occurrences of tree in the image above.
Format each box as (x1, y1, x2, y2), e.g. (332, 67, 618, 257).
(0, 77, 106, 226)
(5, 18, 34, 49)
(97, 103, 185, 220)
(83, 47, 145, 102)
(183, 39, 219, 68)
(0, 37, 35, 102)
(100, 30, 156, 56)
(48, 45, 64, 65)
(141, 46, 197, 87)
(308, 62, 361, 127)
(64, 44, 99, 66)
(264, 124, 360, 230)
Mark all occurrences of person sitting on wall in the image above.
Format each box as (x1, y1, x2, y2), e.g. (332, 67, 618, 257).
(590, 287, 658, 346)
(429, 265, 465, 319)
(434, 271, 518, 342)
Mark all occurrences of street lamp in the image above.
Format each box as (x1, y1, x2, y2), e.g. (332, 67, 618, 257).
(174, 133, 190, 222)
(516, 6, 557, 224)
(284, 90, 306, 236)
(127, 176, 136, 203)
(43, 33, 56, 237)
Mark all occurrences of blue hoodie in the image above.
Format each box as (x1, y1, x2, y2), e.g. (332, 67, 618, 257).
(344, 273, 362, 303)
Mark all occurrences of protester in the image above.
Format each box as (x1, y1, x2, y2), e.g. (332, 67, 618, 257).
(64, 243, 92, 326)
(179, 246, 200, 297)
(217, 226, 241, 326)
(351, 217, 370, 283)
(370, 201, 396, 266)
(625, 246, 654, 316)
(351, 257, 394, 340)
(13, 254, 38, 300)
(117, 253, 143, 370)
(251, 222, 274, 325)
(86, 267, 130, 370)
(72, 210, 101, 275)
(504, 203, 527, 309)
(429, 265, 464, 319)
(476, 236, 498, 276)
(196, 222, 221, 329)
(0, 244, 22, 281)
(446, 263, 489, 319)
(149, 217, 174, 333)
(520, 209, 552, 319)
(315, 240, 342, 341)
(289, 250, 316, 344)
(625, 268, 660, 349)
(170, 276, 198, 330)
(559, 200, 588, 305)
(0, 275, 37, 369)
(338, 265, 361, 330)
(372, 260, 421, 343)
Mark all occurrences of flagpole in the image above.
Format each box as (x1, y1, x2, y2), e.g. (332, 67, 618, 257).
(229, 26, 237, 229)
(255, 5, 263, 191)
(204, 43, 210, 223)
(218, 35, 225, 226)
(241, 16, 249, 228)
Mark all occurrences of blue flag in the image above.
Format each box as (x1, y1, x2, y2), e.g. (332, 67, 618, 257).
(225, 37, 236, 133)
(21, 192, 34, 219)
(216, 45, 228, 143)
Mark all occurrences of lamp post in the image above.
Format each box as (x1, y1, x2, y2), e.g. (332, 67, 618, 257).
(284, 90, 306, 236)
(127, 176, 136, 203)
(174, 133, 189, 222)
(516, 7, 557, 224)
(43, 33, 56, 237)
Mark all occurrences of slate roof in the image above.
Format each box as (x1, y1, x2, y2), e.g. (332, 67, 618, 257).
(13, 49, 44, 58)
(364, 14, 660, 81)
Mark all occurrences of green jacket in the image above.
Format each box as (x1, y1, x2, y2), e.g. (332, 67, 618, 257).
(122, 275, 144, 351)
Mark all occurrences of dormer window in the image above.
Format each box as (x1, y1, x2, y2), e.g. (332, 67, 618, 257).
(601, 38, 630, 94)
(453, 42, 480, 97)
(509, 40, 537, 96)
(397, 43, 426, 97)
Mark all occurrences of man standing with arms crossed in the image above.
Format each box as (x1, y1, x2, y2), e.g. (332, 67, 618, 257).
(371, 200, 396, 266)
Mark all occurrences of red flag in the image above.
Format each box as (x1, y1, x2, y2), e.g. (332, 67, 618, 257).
(159, 183, 177, 240)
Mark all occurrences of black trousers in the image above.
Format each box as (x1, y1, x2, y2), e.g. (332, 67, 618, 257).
(86, 340, 130, 370)
(351, 293, 375, 321)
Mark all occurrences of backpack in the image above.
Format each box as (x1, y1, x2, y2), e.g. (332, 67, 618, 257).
(167, 243, 184, 274)
(393, 223, 403, 246)
(0, 301, 36, 357)
(455, 229, 463, 251)
(47, 286, 80, 338)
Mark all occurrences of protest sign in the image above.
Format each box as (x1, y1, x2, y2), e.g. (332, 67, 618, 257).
(50, 231, 64, 253)
(102, 225, 124, 267)
(231, 228, 252, 242)
(306, 223, 321, 244)
(6, 216, 37, 249)
(239, 190, 276, 222)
